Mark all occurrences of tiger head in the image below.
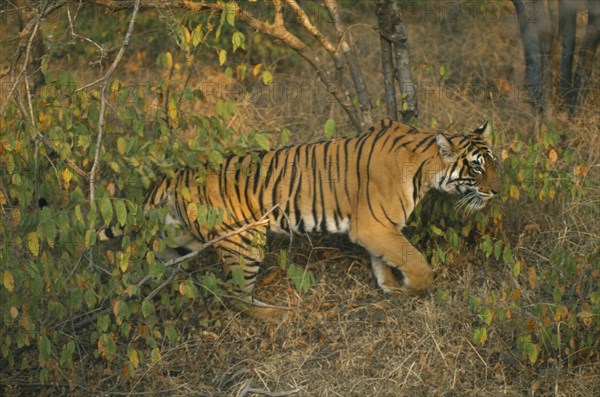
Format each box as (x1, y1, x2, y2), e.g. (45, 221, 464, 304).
(434, 122, 501, 212)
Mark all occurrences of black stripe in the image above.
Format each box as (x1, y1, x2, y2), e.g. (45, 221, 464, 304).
(294, 176, 303, 231)
(364, 133, 384, 225)
(412, 159, 427, 203)
(414, 135, 434, 151)
(399, 196, 408, 221)
(380, 204, 396, 226)
(310, 145, 319, 232)
(420, 135, 438, 153)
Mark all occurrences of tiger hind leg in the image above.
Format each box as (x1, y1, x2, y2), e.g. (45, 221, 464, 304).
(215, 229, 291, 323)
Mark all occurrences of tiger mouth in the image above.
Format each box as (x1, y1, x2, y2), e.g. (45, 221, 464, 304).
(456, 190, 491, 214)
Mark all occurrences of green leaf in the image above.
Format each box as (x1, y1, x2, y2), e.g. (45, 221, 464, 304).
(524, 342, 538, 364)
(165, 324, 180, 344)
(430, 225, 444, 236)
(38, 334, 52, 361)
(231, 267, 245, 291)
(207, 150, 224, 166)
(502, 245, 513, 264)
(472, 327, 487, 346)
(142, 300, 154, 318)
(197, 204, 208, 226)
(512, 259, 521, 278)
(192, 25, 203, 47)
(97, 314, 110, 333)
(115, 200, 127, 227)
(493, 240, 503, 260)
(84, 289, 97, 308)
(207, 207, 217, 229)
(324, 119, 335, 139)
(280, 128, 291, 146)
(261, 70, 272, 85)
(100, 196, 113, 226)
(59, 341, 75, 367)
(254, 134, 271, 151)
(223, 2, 236, 26)
(232, 31, 245, 51)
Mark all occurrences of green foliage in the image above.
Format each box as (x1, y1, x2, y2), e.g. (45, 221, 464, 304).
(279, 249, 315, 294)
(410, 124, 597, 367)
(0, 7, 293, 382)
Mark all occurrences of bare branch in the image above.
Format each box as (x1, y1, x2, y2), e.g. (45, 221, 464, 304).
(324, 0, 372, 128)
(88, 0, 141, 267)
(284, 0, 338, 59)
(341, 41, 372, 128)
(79, 0, 362, 129)
(0, 1, 67, 119)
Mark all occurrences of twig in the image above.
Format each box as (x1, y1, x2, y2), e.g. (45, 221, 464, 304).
(284, 0, 338, 59)
(237, 384, 301, 397)
(80, 0, 362, 130)
(0, 1, 66, 118)
(137, 205, 278, 300)
(325, 0, 372, 128)
(88, 0, 141, 268)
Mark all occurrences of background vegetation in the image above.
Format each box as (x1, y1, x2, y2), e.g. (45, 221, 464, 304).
(0, 1, 598, 396)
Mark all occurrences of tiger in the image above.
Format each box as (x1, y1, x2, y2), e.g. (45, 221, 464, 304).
(102, 119, 500, 321)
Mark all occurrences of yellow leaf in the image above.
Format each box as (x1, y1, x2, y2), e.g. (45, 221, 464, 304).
(501, 149, 509, 160)
(187, 203, 198, 223)
(128, 348, 140, 369)
(165, 52, 173, 69)
(3, 271, 15, 292)
(182, 27, 191, 44)
(527, 267, 536, 288)
(10, 306, 19, 318)
(168, 99, 178, 128)
(112, 300, 121, 317)
(98, 337, 106, 359)
(575, 165, 589, 177)
(27, 232, 39, 257)
(62, 168, 72, 189)
(253, 63, 262, 76)
(509, 185, 520, 200)
(548, 149, 558, 166)
(117, 137, 126, 155)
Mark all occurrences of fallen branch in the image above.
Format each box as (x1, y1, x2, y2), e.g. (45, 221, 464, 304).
(237, 384, 302, 397)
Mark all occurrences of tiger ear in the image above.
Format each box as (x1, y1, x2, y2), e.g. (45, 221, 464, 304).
(436, 134, 457, 164)
(473, 121, 492, 144)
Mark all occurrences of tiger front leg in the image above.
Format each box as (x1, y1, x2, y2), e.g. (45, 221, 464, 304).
(355, 227, 433, 295)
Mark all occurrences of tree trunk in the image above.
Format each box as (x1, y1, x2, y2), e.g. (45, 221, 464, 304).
(558, 0, 578, 109)
(513, 0, 544, 114)
(374, 0, 417, 122)
(573, 0, 600, 110)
